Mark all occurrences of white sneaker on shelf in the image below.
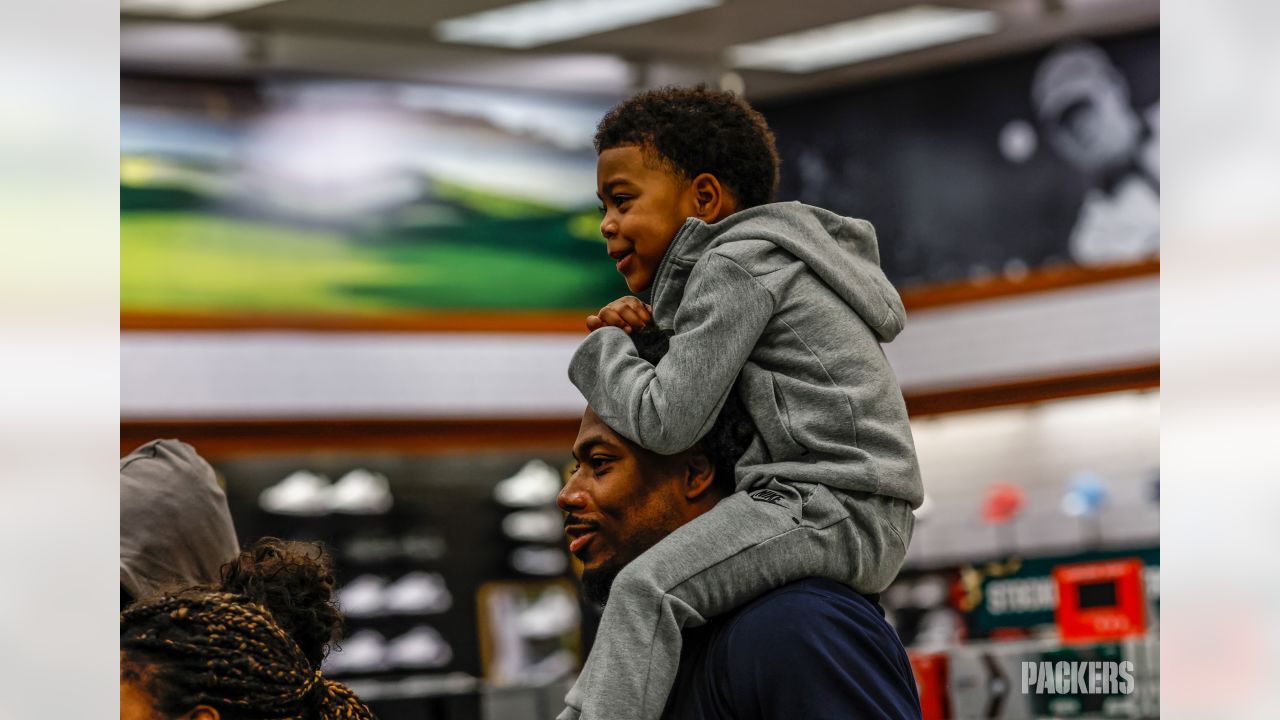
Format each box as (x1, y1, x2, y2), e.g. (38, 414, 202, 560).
(324, 629, 389, 674)
(338, 575, 387, 618)
(400, 532, 448, 562)
(343, 535, 401, 564)
(386, 626, 453, 669)
(384, 571, 452, 614)
(510, 546, 569, 577)
(516, 586, 579, 640)
(502, 508, 565, 543)
(493, 460, 562, 508)
(326, 469, 393, 514)
(259, 470, 331, 516)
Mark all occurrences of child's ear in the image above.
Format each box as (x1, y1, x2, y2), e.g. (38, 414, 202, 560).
(690, 173, 734, 221)
(181, 707, 221, 720)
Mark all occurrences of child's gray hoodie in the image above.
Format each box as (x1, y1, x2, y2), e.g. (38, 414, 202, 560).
(569, 201, 923, 507)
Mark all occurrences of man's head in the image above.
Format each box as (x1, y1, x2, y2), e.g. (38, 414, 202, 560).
(1032, 43, 1142, 177)
(558, 326, 754, 605)
(559, 406, 726, 604)
(594, 85, 780, 292)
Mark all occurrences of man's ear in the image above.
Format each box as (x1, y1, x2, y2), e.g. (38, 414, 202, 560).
(683, 451, 718, 501)
(181, 706, 220, 720)
(689, 173, 737, 222)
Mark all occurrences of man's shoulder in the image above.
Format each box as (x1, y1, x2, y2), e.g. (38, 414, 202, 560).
(666, 578, 920, 720)
(717, 578, 890, 656)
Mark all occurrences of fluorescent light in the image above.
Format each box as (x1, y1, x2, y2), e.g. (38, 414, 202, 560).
(727, 5, 1000, 73)
(436, 0, 721, 49)
(121, 22, 251, 66)
(121, 0, 284, 19)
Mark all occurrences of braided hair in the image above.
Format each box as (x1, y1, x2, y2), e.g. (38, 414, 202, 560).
(121, 538, 374, 720)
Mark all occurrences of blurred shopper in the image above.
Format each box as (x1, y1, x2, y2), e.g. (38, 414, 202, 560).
(1033, 42, 1160, 266)
(559, 327, 920, 719)
(565, 86, 920, 720)
(121, 439, 240, 608)
(121, 537, 375, 720)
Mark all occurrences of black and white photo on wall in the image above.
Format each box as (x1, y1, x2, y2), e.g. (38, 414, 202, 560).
(761, 30, 1158, 288)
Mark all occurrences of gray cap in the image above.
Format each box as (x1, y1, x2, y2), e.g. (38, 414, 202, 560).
(120, 439, 240, 602)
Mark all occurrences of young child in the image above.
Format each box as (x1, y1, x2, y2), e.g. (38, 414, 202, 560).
(562, 86, 923, 720)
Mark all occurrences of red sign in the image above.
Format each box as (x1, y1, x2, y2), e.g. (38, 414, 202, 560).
(1053, 558, 1146, 643)
(908, 651, 950, 720)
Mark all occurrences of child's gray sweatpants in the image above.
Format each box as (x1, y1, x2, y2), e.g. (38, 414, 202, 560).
(557, 478, 915, 720)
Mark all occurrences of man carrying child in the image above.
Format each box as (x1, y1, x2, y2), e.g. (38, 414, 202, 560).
(562, 86, 923, 720)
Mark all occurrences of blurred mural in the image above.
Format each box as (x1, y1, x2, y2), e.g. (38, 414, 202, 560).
(122, 30, 1156, 320)
(121, 78, 627, 317)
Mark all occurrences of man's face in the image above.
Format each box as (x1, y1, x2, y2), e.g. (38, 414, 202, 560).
(558, 407, 690, 603)
(596, 145, 698, 293)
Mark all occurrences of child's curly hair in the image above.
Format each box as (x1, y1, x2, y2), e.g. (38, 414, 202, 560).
(121, 537, 374, 720)
(594, 85, 780, 209)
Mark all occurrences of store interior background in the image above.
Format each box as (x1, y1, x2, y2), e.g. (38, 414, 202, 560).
(120, 1, 1160, 718)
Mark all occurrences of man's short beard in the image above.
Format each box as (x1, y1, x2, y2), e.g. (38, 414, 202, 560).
(580, 564, 623, 608)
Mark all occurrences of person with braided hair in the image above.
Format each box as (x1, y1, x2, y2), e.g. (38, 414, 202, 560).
(121, 537, 375, 720)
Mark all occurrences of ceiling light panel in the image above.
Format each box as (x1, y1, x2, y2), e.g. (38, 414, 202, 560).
(727, 4, 1000, 74)
(436, 0, 722, 49)
(121, 0, 285, 19)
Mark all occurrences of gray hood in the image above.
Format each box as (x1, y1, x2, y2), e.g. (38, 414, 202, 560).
(656, 202, 906, 342)
(120, 439, 239, 601)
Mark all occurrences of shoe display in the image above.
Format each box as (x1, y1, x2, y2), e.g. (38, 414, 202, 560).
(338, 575, 387, 618)
(400, 531, 448, 562)
(501, 508, 564, 543)
(510, 546, 569, 577)
(386, 626, 453, 669)
(326, 468, 393, 514)
(343, 535, 402, 564)
(323, 629, 389, 674)
(493, 460, 562, 508)
(258, 470, 331, 516)
(516, 586, 579, 640)
(384, 571, 453, 615)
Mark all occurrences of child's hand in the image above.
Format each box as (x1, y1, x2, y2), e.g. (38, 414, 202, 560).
(586, 297, 652, 334)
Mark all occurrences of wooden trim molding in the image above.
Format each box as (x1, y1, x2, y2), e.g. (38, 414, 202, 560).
(903, 363, 1160, 417)
(120, 260, 1158, 333)
(121, 364, 1159, 457)
(120, 417, 585, 459)
(899, 259, 1158, 311)
(120, 310, 591, 334)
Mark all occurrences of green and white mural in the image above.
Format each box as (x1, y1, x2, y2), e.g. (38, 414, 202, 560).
(122, 80, 628, 318)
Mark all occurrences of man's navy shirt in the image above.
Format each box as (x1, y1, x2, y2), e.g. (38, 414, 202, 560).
(661, 578, 921, 719)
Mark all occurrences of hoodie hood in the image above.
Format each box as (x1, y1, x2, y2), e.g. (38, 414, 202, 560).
(657, 202, 906, 341)
(120, 439, 240, 603)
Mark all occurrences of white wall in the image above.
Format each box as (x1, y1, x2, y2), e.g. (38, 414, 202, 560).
(906, 390, 1160, 566)
(120, 276, 1157, 419)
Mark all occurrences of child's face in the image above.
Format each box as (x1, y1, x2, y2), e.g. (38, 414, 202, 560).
(596, 145, 698, 293)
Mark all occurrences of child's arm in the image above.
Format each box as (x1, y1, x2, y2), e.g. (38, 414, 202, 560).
(568, 253, 774, 455)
